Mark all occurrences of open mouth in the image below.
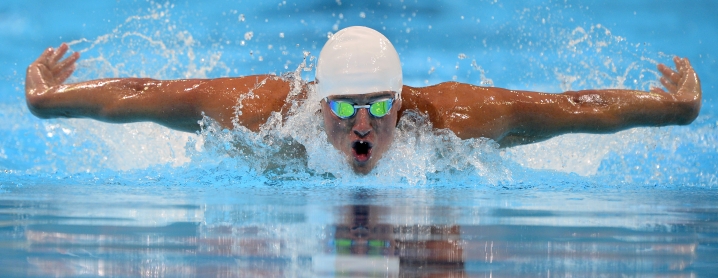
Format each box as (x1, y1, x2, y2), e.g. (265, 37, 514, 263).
(352, 140, 373, 163)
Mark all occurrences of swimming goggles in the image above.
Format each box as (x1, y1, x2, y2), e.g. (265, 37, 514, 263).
(325, 98, 394, 119)
(332, 238, 392, 255)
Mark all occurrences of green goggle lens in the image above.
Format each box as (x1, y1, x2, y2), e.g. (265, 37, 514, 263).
(369, 100, 390, 117)
(333, 239, 388, 247)
(334, 101, 356, 118)
(328, 99, 394, 119)
(368, 239, 386, 247)
(335, 239, 353, 247)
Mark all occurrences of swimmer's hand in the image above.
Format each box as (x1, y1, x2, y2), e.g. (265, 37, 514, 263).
(25, 43, 80, 118)
(651, 56, 701, 124)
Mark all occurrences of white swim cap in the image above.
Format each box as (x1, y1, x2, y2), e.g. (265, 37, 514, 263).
(315, 26, 403, 100)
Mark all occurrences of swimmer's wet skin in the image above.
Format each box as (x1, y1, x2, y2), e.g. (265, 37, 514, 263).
(24, 26, 702, 175)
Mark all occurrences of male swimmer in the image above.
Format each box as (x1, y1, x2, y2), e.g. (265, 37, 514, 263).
(25, 26, 701, 174)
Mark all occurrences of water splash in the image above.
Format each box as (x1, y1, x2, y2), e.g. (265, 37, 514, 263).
(2, 0, 715, 188)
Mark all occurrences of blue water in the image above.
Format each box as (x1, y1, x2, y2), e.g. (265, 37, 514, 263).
(1, 0, 717, 276)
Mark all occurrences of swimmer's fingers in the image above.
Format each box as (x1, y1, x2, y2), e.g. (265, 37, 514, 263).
(674, 56, 691, 75)
(675, 57, 701, 101)
(26, 45, 77, 92)
(33, 51, 55, 82)
(660, 77, 677, 93)
(31, 46, 61, 76)
(34, 47, 53, 65)
(54, 60, 77, 84)
(657, 62, 680, 85)
(53, 51, 79, 70)
(677, 57, 698, 85)
(26, 49, 53, 95)
(656, 56, 698, 95)
(29, 47, 56, 78)
(49, 43, 71, 65)
(52, 52, 80, 77)
(656, 61, 679, 94)
(674, 57, 702, 122)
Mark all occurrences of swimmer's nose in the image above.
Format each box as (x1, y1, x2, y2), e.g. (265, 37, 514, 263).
(354, 129, 370, 138)
(353, 108, 372, 138)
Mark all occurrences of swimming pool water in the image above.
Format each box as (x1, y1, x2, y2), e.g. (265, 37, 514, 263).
(1, 0, 717, 276)
(2, 184, 717, 276)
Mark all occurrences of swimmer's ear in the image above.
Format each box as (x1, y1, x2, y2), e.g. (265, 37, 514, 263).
(317, 98, 323, 114)
(394, 97, 402, 108)
(394, 98, 403, 127)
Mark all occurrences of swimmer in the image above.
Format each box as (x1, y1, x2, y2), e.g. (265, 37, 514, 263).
(25, 26, 701, 174)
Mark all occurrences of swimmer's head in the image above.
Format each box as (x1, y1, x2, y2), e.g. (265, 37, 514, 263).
(316, 26, 404, 175)
(315, 26, 403, 100)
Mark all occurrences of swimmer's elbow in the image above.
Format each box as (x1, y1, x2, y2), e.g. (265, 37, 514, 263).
(26, 106, 55, 119)
(25, 89, 60, 119)
(675, 96, 701, 125)
(25, 94, 45, 117)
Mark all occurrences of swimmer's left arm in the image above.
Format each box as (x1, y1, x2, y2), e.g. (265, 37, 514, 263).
(500, 56, 701, 147)
(403, 56, 701, 147)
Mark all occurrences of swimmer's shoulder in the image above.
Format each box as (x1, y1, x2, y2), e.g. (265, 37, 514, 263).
(399, 82, 514, 139)
(203, 74, 292, 96)
(399, 83, 464, 126)
(400, 82, 496, 112)
(197, 74, 302, 131)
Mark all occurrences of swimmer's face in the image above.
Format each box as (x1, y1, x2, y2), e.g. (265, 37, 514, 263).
(321, 92, 402, 174)
(334, 206, 395, 255)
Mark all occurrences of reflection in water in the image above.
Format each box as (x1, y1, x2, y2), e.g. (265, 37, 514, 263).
(0, 186, 715, 277)
(324, 205, 464, 276)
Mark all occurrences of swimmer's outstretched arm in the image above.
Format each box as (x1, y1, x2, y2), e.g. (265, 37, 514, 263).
(25, 44, 291, 132)
(402, 57, 701, 147)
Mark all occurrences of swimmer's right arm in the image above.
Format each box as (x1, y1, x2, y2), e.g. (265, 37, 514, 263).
(25, 44, 292, 132)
